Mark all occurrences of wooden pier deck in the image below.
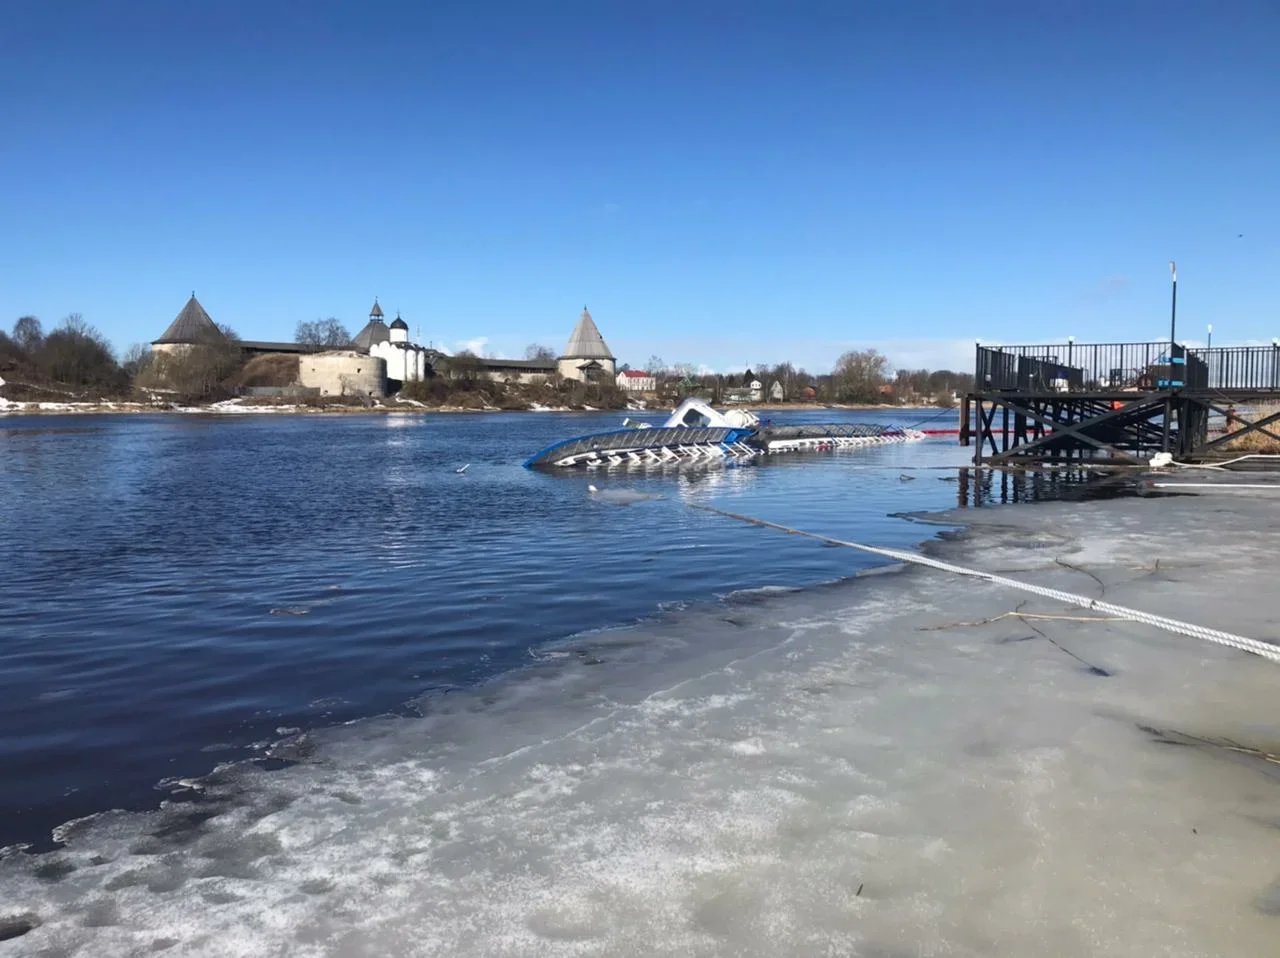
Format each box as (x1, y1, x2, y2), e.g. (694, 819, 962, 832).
(961, 341, 1280, 465)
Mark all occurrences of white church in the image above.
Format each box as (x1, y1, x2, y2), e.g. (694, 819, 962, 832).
(349, 300, 432, 384)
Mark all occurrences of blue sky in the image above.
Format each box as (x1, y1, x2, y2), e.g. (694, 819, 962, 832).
(2, 0, 1277, 374)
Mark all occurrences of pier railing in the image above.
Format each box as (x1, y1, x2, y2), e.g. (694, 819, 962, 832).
(1192, 346, 1280, 392)
(975, 342, 1184, 392)
(975, 342, 1280, 394)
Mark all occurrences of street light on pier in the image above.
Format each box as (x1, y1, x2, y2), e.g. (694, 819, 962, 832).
(1169, 261, 1178, 352)
(1207, 324, 1213, 349)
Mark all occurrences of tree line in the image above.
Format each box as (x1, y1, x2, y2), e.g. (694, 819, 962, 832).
(634, 349, 973, 405)
(0, 315, 129, 395)
(0, 314, 247, 401)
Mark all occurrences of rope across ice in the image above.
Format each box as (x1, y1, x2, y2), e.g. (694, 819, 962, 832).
(688, 503, 1280, 663)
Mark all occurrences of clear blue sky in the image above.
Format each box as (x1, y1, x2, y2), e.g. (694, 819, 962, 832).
(2, 0, 1276, 374)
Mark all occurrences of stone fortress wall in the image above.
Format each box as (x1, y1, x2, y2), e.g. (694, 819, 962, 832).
(298, 352, 387, 397)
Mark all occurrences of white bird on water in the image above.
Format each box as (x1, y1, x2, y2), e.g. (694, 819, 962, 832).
(456, 464, 470, 474)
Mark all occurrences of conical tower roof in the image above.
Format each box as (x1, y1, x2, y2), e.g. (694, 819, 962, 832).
(351, 317, 390, 352)
(562, 306, 614, 360)
(153, 294, 226, 345)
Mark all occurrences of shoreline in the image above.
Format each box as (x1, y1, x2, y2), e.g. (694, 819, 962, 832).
(0, 398, 947, 417)
(4, 487, 1280, 954)
(0, 399, 613, 416)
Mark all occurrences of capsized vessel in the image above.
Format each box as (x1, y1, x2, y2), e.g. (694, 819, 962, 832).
(523, 398, 924, 469)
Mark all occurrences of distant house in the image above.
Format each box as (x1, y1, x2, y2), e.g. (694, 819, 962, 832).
(801, 385, 819, 402)
(724, 379, 763, 404)
(617, 369, 655, 392)
(769, 380, 785, 402)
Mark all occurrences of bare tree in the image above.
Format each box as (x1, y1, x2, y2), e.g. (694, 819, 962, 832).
(646, 354, 666, 375)
(295, 318, 350, 348)
(13, 316, 43, 353)
(59, 313, 91, 337)
(147, 342, 242, 399)
(0, 331, 24, 366)
(39, 314, 123, 388)
(524, 343, 556, 362)
(832, 349, 890, 403)
(122, 343, 153, 377)
(444, 350, 485, 383)
(758, 361, 797, 400)
(218, 323, 241, 342)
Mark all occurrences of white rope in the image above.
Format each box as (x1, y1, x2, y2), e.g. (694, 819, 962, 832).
(1164, 453, 1280, 471)
(689, 504, 1280, 663)
(1151, 482, 1280, 490)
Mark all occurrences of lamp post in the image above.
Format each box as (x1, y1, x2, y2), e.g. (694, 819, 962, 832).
(1207, 323, 1213, 349)
(1161, 262, 1179, 455)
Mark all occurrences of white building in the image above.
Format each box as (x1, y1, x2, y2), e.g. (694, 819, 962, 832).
(558, 306, 617, 383)
(724, 378, 764, 404)
(617, 369, 655, 392)
(351, 299, 431, 386)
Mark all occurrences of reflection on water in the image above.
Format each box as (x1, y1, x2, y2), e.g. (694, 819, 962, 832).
(954, 466, 1153, 508)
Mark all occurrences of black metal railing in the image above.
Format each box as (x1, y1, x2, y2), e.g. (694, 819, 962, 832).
(1187, 345, 1280, 392)
(976, 342, 1182, 392)
(976, 342, 1280, 393)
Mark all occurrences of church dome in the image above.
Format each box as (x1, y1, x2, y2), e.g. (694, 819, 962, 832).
(389, 316, 408, 331)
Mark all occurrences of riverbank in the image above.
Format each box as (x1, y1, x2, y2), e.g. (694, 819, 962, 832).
(0, 397, 615, 416)
(0, 373, 632, 416)
(0, 396, 946, 417)
(3, 487, 1278, 956)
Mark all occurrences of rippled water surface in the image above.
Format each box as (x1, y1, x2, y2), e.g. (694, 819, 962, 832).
(0, 408, 975, 847)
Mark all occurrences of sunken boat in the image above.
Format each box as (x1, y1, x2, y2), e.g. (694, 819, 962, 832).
(524, 398, 925, 469)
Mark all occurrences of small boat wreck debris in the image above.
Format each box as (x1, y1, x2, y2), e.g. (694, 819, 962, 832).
(524, 398, 925, 469)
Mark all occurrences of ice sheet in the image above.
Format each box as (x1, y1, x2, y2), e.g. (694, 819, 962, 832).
(3, 494, 1280, 957)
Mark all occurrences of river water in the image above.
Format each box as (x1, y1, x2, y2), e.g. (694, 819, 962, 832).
(0, 407, 971, 849)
